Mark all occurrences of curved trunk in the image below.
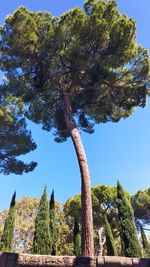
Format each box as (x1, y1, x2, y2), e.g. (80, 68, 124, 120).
(64, 94, 94, 256)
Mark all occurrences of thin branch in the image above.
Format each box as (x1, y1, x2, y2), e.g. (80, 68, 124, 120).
(102, 199, 117, 216)
(142, 228, 150, 232)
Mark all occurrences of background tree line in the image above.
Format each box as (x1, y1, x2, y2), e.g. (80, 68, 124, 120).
(0, 183, 149, 257)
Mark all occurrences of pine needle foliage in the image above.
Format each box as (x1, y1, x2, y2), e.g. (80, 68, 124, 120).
(1, 1, 149, 255)
(0, 191, 16, 251)
(32, 186, 51, 255)
(0, 1, 149, 142)
(0, 93, 37, 175)
(117, 181, 142, 257)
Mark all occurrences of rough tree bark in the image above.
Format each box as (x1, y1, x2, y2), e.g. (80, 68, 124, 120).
(64, 93, 94, 256)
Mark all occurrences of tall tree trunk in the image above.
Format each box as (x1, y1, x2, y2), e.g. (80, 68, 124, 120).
(64, 93, 94, 256)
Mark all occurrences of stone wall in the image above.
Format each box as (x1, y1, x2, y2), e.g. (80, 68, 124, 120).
(0, 253, 150, 267)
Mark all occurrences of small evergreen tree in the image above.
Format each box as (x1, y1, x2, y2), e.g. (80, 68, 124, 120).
(104, 215, 117, 256)
(0, 191, 16, 251)
(49, 190, 58, 255)
(140, 227, 150, 257)
(32, 186, 51, 255)
(117, 181, 142, 257)
(73, 216, 81, 256)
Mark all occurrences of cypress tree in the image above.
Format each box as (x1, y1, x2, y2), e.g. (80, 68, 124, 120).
(73, 216, 81, 256)
(140, 227, 150, 257)
(104, 215, 117, 256)
(49, 190, 58, 255)
(32, 186, 51, 255)
(117, 181, 142, 257)
(0, 191, 16, 251)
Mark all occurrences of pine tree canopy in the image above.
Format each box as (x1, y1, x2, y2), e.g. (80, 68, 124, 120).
(132, 188, 150, 227)
(0, 90, 37, 175)
(0, 0, 149, 142)
(1, 0, 149, 256)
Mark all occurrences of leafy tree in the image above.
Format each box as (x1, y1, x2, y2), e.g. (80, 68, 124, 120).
(57, 209, 73, 256)
(0, 196, 61, 254)
(92, 185, 118, 227)
(13, 197, 39, 253)
(0, 191, 16, 251)
(117, 181, 142, 257)
(1, 1, 149, 255)
(73, 216, 81, 256)
(104, 215, 117, 256)
(32, 186, 51, 255)
(132, 188, 150, 228)
(0, 92, 37, 174)
(49, 190, 58, 255)
(140, 226, 150, 257)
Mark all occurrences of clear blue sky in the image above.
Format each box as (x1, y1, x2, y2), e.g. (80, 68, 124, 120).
(0, 0, 150, 210)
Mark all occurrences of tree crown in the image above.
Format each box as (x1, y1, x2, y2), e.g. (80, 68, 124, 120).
(0, 0, 149, 142)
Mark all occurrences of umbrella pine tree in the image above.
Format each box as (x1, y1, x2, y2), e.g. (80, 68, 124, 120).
(1, 0, 149, 255)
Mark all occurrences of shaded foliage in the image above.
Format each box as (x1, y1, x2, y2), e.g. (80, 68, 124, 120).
(117, 181, 141, 257)
(132, 188, 150, 228)
(140, 227, 150, 257)
(0, 92, 37, 175)
(104, 215, 117, 256)
(73, 216, 81, 256)
(49, 190, 58, 255)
